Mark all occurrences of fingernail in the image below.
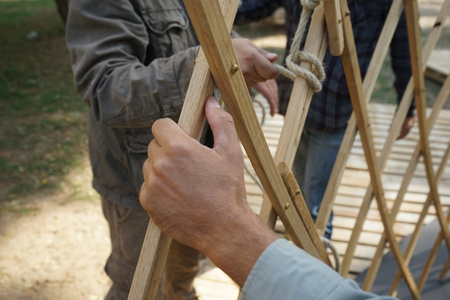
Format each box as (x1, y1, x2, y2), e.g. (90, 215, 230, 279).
(266, 52, 278, 60)
(208, 96, 221, 108)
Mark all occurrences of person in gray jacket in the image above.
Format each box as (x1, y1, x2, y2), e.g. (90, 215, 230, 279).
(65, 0, 279, 299)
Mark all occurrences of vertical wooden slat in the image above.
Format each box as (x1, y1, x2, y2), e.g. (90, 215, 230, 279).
(316, 0, 405, 240)
(323, 0, 344, 55)
(127, 1, 241, 299)
(361, 0, 450, 289)
(183, 0, 325, 260)
(365, 72, 450, 292)
(338, 0, 421, 298)
(259, 3, 328, 229)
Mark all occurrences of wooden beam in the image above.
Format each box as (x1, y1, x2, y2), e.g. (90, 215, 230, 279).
(339, 0, 421, 298)
(183, 0, 324, 259)
(323, 0, 344, 55)
(259, 3, 328, 230)
(316, 0, 405, 240)
(127, 1, 241, 299)
(364, 72, 450, 291)
(278, 162, 331, 265)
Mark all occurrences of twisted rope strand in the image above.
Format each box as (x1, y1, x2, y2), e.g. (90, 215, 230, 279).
(276, 0, 325, 92)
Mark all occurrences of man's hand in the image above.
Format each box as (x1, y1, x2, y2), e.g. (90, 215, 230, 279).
(397, 116, 414, 140)
(140, 97, 277, 287)
(232, 38, 279, 87)
(253, 79, 279, 116)
(140, 97, 248, 253)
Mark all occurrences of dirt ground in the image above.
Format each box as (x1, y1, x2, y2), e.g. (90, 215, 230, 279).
(0, 1, 449, 300)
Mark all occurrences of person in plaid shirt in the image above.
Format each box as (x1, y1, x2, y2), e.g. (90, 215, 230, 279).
(235, 0, 415, 239)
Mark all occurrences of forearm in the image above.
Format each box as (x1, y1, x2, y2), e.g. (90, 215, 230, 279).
(206, 211, 278, 287)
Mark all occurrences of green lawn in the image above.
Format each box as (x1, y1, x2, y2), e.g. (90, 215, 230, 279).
(0, 0, 88, 207)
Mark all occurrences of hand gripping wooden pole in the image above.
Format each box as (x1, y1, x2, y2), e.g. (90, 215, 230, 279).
(183, 0, 328, 261)
(129, 0, 332, 298)
(127, 0, 240, 298)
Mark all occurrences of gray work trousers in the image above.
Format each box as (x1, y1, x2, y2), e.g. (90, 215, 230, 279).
(101, 197, 201, 300)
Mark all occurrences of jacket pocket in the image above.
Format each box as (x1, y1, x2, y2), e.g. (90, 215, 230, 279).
(124, 127, 154, 154)
(138, 0, 194, 57)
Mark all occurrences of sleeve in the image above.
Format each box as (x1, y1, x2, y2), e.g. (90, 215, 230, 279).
(65, 0, 199, 129)
(234, 0, 283, 25)
(241, 239, 398, 300)
(390, 10, 415, 117)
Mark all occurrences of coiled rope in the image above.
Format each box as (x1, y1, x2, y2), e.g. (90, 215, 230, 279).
(275, 0, 325, 92)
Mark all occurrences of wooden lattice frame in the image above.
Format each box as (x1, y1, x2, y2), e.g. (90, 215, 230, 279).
(127, 1, 450, 299)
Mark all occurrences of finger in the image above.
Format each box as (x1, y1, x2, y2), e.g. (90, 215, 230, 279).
(204, 97, 240, 153)
(248, 41, 278, 63)
(147, 139, 161, 161)
(141, 158, 152, 183)
(253, 54, 279, 81)
(151, 118, 186, 147)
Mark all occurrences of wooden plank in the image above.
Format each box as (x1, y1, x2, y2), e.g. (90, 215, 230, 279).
(315, 0, 406, 237)
(184, 0, 324, 259)
(426, 49, 450, 82)
(259, 4, 329, 229)
(323, 0, 344, 55)
(339, 0, 421, 297)
(127, 1, 241, 298)
(363, 1, 450, 289)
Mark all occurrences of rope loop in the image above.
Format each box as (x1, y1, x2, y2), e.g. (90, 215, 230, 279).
(285, 52, 323, 92)
(275, 0, 325, 92)
(301, 0, 320, 10)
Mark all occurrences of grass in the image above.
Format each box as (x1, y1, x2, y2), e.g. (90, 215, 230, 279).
(0, 0, 89, 205)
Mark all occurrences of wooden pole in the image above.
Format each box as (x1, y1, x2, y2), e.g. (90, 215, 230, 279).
(316, 0, 405, 240)
(259, 5, 328, 230)
(323, 0, 344, 55)
(365, 72, 450, 292)
(183, 0, 327, 260)
(127, 1, 241, 298)
(339, 0, 421, 298)
(417, 211, 450, 291)
(393, 141, 450, 295)
(361, 0, 450, 289)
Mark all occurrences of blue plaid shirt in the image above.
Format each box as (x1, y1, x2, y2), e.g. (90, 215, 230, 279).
(236, 0, 413, 131)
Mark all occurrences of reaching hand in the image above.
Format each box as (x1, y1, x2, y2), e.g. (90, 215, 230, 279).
(397, 116, 415, 140)
(253, 79, 279, 116)
(232, 38, 279, 87)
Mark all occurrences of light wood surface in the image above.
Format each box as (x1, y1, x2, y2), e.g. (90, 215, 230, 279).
(191, 100, 450, 299)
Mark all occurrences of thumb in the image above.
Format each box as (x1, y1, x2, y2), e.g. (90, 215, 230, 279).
(204, 97, 240, 153)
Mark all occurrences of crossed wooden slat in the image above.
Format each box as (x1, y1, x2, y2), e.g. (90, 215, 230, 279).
(362, 0, 450, 291)
(128, 0, 329, 298)
(128, 1, 449, 299)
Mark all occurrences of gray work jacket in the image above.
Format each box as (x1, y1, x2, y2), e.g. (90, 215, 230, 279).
(66, 0, 200, 209)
